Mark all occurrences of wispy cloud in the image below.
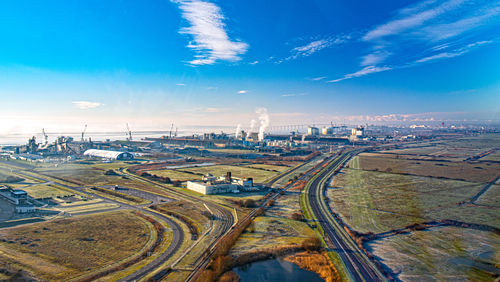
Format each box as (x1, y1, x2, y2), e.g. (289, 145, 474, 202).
(416, 40, 492, 63)
(310, 76, 327, 81)
(279, 35, 350, 63)
(361, 50, 391, 66)
(249, 60, 259, 65)
(174, 0, 248, 65)
(176, 83, 186, 86)
(281, 93, 307, 97)
(329, 0, 500, 82)
(363, 0, 467, 41)
(72, 101, 103, 110)
(238, 90, 247, 94)
(329, 66, 392, 83)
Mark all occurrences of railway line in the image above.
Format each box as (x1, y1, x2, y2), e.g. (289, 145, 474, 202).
(0, 164, 185, 282)
(304, 150, 387, 282)
(186, 152, 338, 281)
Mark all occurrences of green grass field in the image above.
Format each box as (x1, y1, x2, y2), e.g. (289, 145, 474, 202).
(21, 184, 74, 199)
(245, 163, 292, 172)
(229, 215, 315, 256)
(148, 169, 200, 181)
(181, 164, 279, 183)
(475, 184, 500, 206)
(328, 168, 487, 233)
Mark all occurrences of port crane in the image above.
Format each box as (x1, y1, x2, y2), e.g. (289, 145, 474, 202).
(81, 124, 87, 142)
(169, 123, 174, 138)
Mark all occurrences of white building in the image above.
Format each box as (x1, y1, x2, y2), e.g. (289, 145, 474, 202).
(187, 173, 255, 195)
(307, 126, 319, 136)
(83, 149, 134, 160)
(187, 181, 239, 195)
(351, 126, 365, 137)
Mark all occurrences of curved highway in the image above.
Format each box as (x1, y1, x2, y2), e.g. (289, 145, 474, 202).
(0, 164, 187, 282)
(305, 150, 386, 282)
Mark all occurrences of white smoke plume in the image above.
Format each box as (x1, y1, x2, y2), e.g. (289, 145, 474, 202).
(250, 119, 256, 132)
(256, 107, 270, 141)
(235, 124, 241, 139)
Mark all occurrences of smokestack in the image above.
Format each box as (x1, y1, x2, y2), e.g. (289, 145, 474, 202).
(226, 171, 232, 182)
(256, 107, 270, 141)
(235, 124, 241, 139)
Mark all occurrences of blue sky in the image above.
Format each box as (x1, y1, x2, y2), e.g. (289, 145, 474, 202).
(1, 0, 499, 133)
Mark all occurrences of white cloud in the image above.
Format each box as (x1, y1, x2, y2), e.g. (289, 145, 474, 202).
(329, 66, 392, 83)
(310, 76, 327, 81)
(419, 4, 500, 41)
(281, 93, 307, 97)
(238, 90, 247, 94)
(249, 60, 259, 65)
(72, 101, 103, 110)
(416, 51, 465, 63)
(330, 0, 499, 82)
(361, 50, 391, 66)
(363, 0, 467, 41)
(293, 40, 330, 56)
(176, 83, 186, 86)
(281, 35, 350, 62)
(416, 40, 492, 63)
(174, 0, 248, 65)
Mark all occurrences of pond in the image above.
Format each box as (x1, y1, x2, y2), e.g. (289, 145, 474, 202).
(234, 258, 323, 282)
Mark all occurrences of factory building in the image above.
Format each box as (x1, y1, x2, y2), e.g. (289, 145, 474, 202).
(246, 132, 259, 142)
(307, 126, 319, 136)
(83, 149, 134, 160)
(0, 186, 36, 213)
(351, 126, 365, 137)
(187, 181, 239, 195)
(187, 172, 255, 195)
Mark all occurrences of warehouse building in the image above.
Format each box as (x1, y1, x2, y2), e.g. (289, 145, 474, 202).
(83, 149, 134, 160)
(187, 172, 256, 195)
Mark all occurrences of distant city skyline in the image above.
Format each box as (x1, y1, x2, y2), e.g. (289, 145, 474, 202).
(1, 0, 499, 134)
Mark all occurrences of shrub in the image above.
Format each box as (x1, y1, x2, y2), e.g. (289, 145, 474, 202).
(302, 237, 322, 252)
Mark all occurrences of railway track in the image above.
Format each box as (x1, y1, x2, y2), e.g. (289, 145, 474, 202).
(0, 164, 186, 282)
(186, 153, 339, 282)
(119, 169, 234, 280)
(304, 150, 387, 282)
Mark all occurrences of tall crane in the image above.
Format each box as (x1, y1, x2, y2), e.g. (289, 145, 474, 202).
(81, 124, 87, 142)
(126, 123, 132, 141)
(169, 123, 174, 138)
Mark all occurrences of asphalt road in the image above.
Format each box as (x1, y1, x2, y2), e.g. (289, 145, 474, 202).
(0, 163, 185, 282)
(307, 151, 386, 282)
(186, 153, 335, 282)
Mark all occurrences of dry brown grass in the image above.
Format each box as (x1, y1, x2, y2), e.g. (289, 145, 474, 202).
(352, 153, 499, 183)
(0, 211, 151, 280)
(285, 251, 340, 282)
(153, 200, 210, 234)
(351, 154, 500, 183)
(218, 270, 240, 282)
